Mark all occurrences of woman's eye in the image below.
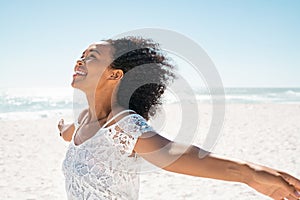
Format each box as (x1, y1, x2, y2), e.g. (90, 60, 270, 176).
(86, 55, 96, 60)
(80, 54, 96, 62)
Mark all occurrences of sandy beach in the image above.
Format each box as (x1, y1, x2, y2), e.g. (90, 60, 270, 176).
(1, 103, 299, 199)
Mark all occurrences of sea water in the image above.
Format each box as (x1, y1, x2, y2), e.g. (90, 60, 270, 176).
(0, 88, 74, 120)
(1, 87, 300, 120)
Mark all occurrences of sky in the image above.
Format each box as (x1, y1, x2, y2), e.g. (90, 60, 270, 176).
(0, 0, 299, 88)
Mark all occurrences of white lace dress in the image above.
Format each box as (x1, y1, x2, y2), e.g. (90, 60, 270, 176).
(62, 110, 154, 200)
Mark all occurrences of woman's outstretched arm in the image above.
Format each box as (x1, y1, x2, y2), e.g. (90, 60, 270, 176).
(134, 132, 300, 200)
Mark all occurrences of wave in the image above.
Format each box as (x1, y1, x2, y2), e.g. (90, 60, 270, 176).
(0, 109, 74, 121)
(0, 88, 74, 113)
(285, 90, 300, 96)
(1, 87, 300, 120)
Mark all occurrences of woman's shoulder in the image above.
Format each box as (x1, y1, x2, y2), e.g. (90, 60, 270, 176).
(116, 111, 154, 135)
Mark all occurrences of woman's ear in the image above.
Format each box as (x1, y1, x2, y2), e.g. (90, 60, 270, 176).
(108, 69, 123, 80)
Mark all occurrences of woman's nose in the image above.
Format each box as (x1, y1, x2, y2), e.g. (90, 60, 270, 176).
(77, 59, 85, 65)
(74, 60, 84, 71)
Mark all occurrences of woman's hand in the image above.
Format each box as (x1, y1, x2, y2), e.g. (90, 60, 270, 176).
(57, 119, 75, 141)
(58, 119, 67, 135)
(246, 164, 300, 200)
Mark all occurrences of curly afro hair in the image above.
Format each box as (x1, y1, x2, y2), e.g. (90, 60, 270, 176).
(106, 37, 176, 120)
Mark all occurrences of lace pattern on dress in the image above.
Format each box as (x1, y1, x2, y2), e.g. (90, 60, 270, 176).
(106, 114, 154, 156)
(62, 112, 155, 200)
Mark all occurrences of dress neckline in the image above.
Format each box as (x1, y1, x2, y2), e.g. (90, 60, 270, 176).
(72, 109, 137, 147)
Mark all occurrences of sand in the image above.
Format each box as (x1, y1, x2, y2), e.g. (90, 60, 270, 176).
(1, 103, 299, 199)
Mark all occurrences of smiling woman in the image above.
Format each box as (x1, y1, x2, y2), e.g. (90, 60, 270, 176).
(71, 41, 115, 93)
(58, 36, 300, 200)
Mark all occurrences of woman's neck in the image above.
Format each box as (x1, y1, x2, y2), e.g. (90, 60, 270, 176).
(85, 90, 112, 124)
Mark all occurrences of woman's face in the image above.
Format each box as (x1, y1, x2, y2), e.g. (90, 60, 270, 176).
(71, 41, 115, 92)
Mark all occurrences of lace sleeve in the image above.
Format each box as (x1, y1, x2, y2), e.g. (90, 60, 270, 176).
(108, 114, 154, 155)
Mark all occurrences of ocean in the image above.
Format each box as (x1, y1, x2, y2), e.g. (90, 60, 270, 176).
(0, 87, 300, 120)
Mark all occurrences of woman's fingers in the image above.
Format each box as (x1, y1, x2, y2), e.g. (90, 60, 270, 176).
(296, 190, 300, 197)
(287, 194, 299, 200)
(271, 188, 299, 200)
(284, 184, 300, 199)
(270, 177, 300, 200)
(280, 172, 300, 190)
(58, 119, 64, 130)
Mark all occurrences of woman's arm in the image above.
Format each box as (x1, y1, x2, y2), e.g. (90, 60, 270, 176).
(134, 132, 300, 200)
(57, 109, 89, 142)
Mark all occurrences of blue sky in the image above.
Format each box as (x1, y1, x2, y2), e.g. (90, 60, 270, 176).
(0, 0, 299, 88)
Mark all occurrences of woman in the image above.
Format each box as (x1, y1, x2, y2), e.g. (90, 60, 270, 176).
(58, 37, 300, 200)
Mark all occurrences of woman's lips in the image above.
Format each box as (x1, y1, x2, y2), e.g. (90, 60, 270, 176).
(73, 70, 87, 78)
(75, 70, 87, 76)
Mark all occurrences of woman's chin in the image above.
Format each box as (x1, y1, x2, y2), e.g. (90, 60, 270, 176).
(71, 81, 76, 88)
(71, 82, 88, 93)
(71, 81, 81, 89)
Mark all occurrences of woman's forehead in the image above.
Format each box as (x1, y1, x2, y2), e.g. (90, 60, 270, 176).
(88, 41, 110, 49)
(86, 41, 112, 55)
(82, 41, 112, 56)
